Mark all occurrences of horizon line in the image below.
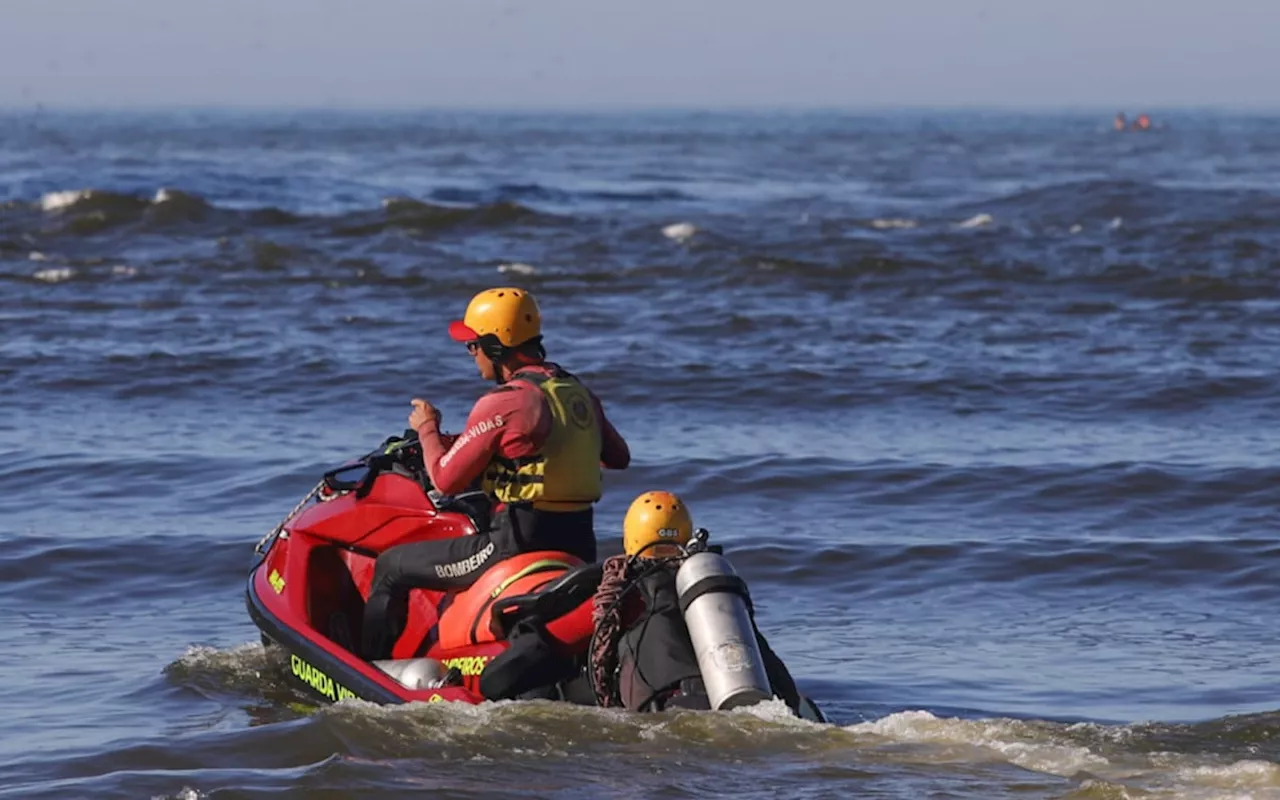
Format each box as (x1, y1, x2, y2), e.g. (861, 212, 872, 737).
(1, 101, 1279, 116)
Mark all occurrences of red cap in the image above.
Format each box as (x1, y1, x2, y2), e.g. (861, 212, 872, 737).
(448, 320, 478, 342)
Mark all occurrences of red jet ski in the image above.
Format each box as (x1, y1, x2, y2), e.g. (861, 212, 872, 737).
(246, 432, 604, 705)
(247, 432, 825, 721)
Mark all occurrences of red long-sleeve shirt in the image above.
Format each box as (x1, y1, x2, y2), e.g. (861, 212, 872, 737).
(416, 364, 630, 495)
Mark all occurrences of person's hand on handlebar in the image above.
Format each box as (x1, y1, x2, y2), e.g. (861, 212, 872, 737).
(408, 398, 441, 431)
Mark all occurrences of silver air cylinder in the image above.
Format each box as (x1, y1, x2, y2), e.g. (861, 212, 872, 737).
(674, 551, 772, 710)
(373, 658, 450, 690)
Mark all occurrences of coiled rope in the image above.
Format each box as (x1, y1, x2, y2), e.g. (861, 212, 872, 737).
(588, 554, 631, 706)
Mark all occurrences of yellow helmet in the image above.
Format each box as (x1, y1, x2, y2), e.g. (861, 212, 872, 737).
(623, 491, 693, 558)
(448, 287, 542, 348)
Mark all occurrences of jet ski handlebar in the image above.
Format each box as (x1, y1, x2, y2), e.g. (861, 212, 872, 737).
(321, 430, 432, 497)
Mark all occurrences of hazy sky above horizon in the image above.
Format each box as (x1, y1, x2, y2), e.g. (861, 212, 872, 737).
(0, 0, 1275, 109)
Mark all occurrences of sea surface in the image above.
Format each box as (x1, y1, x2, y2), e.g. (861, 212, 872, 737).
(2, 109, 1280, 799)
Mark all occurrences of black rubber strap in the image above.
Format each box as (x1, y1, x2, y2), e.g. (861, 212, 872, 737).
(486, 471, 545, 486)
(677, 574, 753, 616)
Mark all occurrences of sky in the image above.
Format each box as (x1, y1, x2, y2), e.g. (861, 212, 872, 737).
(0, 0, 1276, 110)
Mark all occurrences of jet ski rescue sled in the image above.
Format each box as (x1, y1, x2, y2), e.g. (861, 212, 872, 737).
(246, 432, 823, 720)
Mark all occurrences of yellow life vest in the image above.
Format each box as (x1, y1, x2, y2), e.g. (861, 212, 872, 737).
(482, 370, 603, 511)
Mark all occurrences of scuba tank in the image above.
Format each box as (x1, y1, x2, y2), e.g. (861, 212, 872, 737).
(674, 551, 772, 710)
(373, 658, 458, 690)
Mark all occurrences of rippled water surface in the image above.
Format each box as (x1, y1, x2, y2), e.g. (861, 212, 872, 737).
(3, 110, 1280, 798)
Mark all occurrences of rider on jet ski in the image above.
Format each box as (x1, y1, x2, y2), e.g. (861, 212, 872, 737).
(480, 491, 807, 715)
(361, 287, 631, 660)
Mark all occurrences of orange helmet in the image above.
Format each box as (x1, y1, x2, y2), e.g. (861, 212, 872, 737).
(623, 491, 693, 558)
(448, 288, 541, 348)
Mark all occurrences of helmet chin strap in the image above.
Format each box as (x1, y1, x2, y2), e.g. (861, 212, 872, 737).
(484, 353, 504, 385)
(479, 336, 541, 385)
(481, 345, 510, 385)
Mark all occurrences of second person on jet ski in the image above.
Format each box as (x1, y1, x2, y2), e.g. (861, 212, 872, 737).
(478, 491, 815, 718)
(361, 287, 631, 660)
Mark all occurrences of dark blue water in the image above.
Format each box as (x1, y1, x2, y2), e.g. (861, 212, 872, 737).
(3, 110, 1280, 799)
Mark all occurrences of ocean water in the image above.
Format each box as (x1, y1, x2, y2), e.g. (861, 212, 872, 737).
(2, 109, 1280, 798)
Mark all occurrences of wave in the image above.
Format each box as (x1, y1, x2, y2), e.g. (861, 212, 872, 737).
(6, 336, 1277, 415)
(849, 709, 1280, 798)
(164, 642, 297, 702)
(8, 183, 1280, 313)
(39, 188, 152, 215)
(816, 459, 1280, 512)
(971, 179, 1159, 220)
(0, 533, 249, 603)
(964, 178, 1280, 231)
(430, 183, 690, 206)
(869, 217, 918, 230)
(332, 196, 551, 235)
(31, 266, 77, 283)
(729, 535, 1280, 598)
(0, 187, 557, 238)
(11, 660, 1276, 800)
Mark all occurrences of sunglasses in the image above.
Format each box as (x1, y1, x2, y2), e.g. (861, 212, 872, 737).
(466, 342, 481, 354)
